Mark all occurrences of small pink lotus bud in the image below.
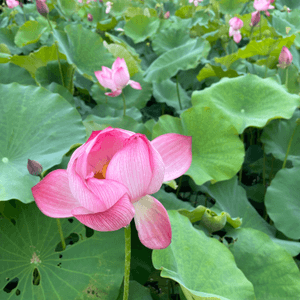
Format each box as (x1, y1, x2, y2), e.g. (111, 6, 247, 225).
(250, 11, 260, 27)
(164, 11, 170, 19)
(27, 159, 43, 176)
(36, 0, 49, 17)
(87, 13, 93, 21)
(278, 46, 293, 69)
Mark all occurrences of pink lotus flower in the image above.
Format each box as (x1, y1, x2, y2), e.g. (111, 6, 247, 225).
(189, 0, 203, 6)
(253, 0, 275, 16)
(36, 0, 49, 16)
(250, 10, 260, 26)
(106, 1, 112, 13)
(278, 46, 293, 69)
(229, 17, 243, 43)
(6, 0, 19, 8)
(95, 57, 142, 97)
(87, 13, 93, 21)
(164, 11, 170, 19)
(32, 127, 192, 249)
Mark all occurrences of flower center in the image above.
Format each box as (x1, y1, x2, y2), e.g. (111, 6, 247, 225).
(94, 161, 110, 179)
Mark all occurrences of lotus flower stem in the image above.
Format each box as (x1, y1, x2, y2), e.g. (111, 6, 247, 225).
(56, 218, 66, 250)
(123, 224, 131, 300)
(282, 121, 299, 169)
(46, 14, 65, 89)
(285, 68, 289, 90)
(176, 74, 182, 110)
(239, 133, 244, 182)
(121, 92, 127, 117)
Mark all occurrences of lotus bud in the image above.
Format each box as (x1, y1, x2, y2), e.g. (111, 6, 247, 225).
(200, 209, 227, 233)
(278, 46, 293, 69)
(27, 159, 43, 177)
(87, 13, 93, 21)
(36, 0, 49, 17)
(250, 11, 260, 27)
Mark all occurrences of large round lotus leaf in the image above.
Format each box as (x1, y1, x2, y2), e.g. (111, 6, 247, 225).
(53, 24, 115, 80)
(265, 167, 300, 239)
(0, 62, 36, 85)
(229, 228, 300, 299)
(0, 203, 124, 300)
(124, 15, 160, 44)
(272, 10, 300, 37)
(91, 72, 152, 110)
(152, 211, 255, 300)
(0, 83, 86, 202)
(144, 38, 210, 83)
(261, 110, 300, 165)
(153, 105, 245, 185)
(192, 75, 300, 134)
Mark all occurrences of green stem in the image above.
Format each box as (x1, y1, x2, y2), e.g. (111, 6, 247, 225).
(176, 176, 183, 197)
(56, 218, 66, 250)
(285, 67, 289, 90)
(121, 93, 127, 117)
(21, 3, 26, 23)
(263, 144, 266, 187)
(259, 17, 262, 40)
(46, 14, 65, 88)
(123, 224, 131, 300)
(282, 121, 299, 169)
(176, 74, 182, 110)
(239, 133, 244, 182)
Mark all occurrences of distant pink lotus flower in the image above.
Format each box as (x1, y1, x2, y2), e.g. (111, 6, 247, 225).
(106, 1, 112, 13)
(36, 0, 49, 16)
(87, 13, 93, 21)
(278, 46, 293, 69)
(253, 0, 275, 16)
(32, 127, 192, 249)
(95, 57, 142, 97)
(164, 11, 170, 19)
(189, 0, 203, 6)
(6, 0, 19, 8)
(250, 10, 260, 26)
(229, 17, 243, 43)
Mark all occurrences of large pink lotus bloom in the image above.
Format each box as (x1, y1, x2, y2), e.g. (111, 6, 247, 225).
(229, 17, 243, 43)
(253, 0, 275, 16)
(32, 127, 192, 249)
(278, 46, 293, 69)
(6, 0, 19, 8)
(95, 57, 142, 97)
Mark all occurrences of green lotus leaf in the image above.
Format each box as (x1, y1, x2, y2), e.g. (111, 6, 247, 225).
(197, 63, 239, 82)
(10, 44, 67, 78)
(35, 59, 75, 95)
(14, 20, 47, 48)
(124, 15, 160, 44)
(0, 83, 86, 202)
(57, 0, 77, 16)
(144, 38, 210, 83)
(152, 211, 255, 300)
(229, 228, 300, 299)
(53, 24, 115, 80)
(272, 10, 300, 37)
(153, 105, 244, 185)
(261, 110, 300, 164)
(0, 62, 36, 85)
(192, 75, 300, 134)
(0, 203, 124, 300)
(265, 166, 300, 239)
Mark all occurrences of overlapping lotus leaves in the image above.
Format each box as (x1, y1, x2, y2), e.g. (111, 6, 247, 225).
(0, 62, 36, 85)
(0, 83, 86, 202)
(144, 38, 210, 83)
(192, 74, 300, 134)
(53, 24, 115, 81)
(153, 105, 244, 185)
(0, 203, 124, 300)
(152, 211, 255, 300)
(261, 110, 300, 164)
